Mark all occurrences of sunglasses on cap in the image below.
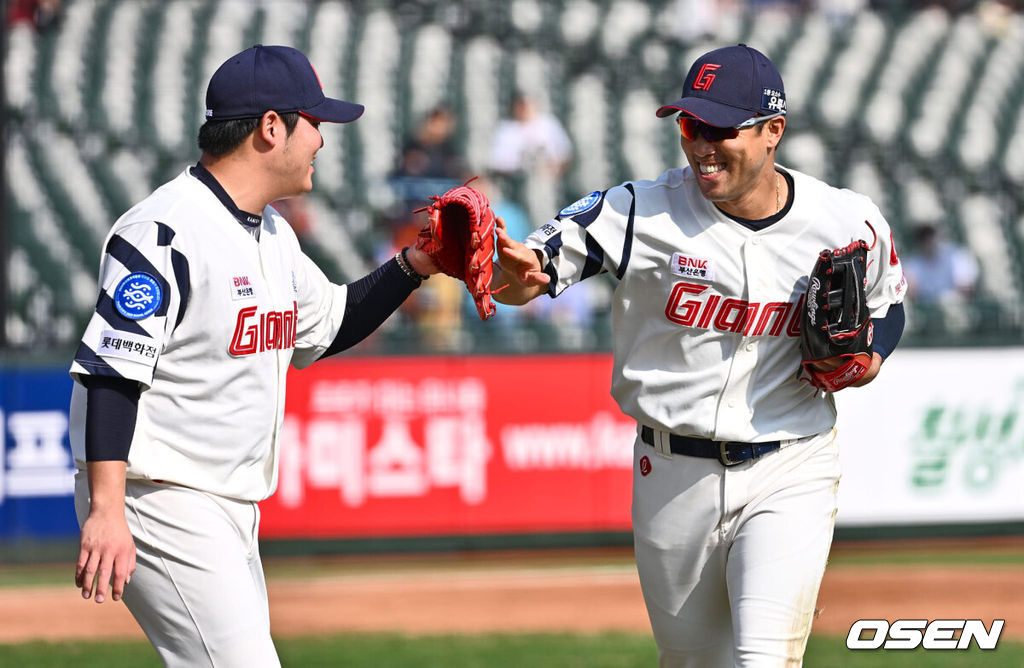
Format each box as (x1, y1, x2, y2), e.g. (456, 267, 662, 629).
(677, 112, 784, 142)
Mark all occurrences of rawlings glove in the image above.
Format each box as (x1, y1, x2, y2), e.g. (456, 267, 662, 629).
(414, 181, 497, 320)
(799, 240, 874, 392)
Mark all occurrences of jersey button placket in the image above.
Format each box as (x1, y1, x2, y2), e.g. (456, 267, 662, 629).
(714, 236, 760, 434)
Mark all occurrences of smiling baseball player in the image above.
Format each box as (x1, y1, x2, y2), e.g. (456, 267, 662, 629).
(493, 44, 906, 665)
(69, 45, 439, 667)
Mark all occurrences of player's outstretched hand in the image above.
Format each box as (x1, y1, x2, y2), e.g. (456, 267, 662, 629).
(493, 217, 549, 304)
(75, 463, 137, 604)
(76, 509, 136, 604)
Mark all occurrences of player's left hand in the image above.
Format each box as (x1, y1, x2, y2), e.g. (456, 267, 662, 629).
(809, 351, 882, 388)
(799, 240, 875, 391)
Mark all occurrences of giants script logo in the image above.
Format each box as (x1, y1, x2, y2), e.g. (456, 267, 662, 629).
(693, 63, 721, 90)
(229, 301, 298, 355)
(664, 282, 803, 337)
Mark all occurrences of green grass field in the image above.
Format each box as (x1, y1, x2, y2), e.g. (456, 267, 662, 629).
(3, 540, 1020, 666)
(1, 632, 1022, 667)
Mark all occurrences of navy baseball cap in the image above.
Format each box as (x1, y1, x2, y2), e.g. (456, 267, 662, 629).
(205, 45, 364, 123)
(656, 44, 785, 127)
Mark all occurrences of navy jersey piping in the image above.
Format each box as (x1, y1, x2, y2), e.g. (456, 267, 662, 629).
(170, 248, 190, 329)
(154, 221, 190, 329)
(618, 183, 636, 279)
(190, 162, 263, 235)
(96, 293, 150, 336)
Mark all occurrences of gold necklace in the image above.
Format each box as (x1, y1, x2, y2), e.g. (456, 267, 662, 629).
(776, 173, 781, 213)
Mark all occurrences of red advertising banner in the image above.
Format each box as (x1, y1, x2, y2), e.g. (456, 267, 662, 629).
(260, 354, 637, 539)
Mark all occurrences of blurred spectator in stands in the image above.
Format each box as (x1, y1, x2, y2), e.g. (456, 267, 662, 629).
(389, 106, 465, 206)
(477, 174, 531, 252)
(898, 0, 981, 13)
(382, 107, 470, 352)
(815, 0, 866, 30)
(384, 106, 465, 266)
(405, 264, 467, 352)
(747, 0, 806, 14)
(7, 0, 61, 30)
(489, 92, 573, 233)
(526, 272, 605, 350)
(902, 223, 980, 304)
(977, 0, 1015, 38)
(490, 92, 572, 180)
(669, 0, 737, 43)
(382, 107, 464, 243)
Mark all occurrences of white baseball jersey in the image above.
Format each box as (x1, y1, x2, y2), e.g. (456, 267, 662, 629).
(69, 168, 347, 501)
(526, 165, 906, 442)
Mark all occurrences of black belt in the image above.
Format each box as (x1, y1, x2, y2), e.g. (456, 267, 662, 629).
(640, 426, 780, 467)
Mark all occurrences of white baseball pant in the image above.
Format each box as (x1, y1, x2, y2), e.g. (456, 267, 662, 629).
(631, 428, 840, 667)
(74, 475, 280, 668)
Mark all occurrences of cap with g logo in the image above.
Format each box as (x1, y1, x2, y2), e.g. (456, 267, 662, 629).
(205, 44, 364, 123)
(656, 44, 786, 128)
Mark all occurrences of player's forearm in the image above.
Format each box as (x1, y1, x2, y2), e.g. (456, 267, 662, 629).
(82, 375, 139, 461)
(321, 258, 418, 358)
(848, 304, 904, 387)
(86, 460, 128, 516)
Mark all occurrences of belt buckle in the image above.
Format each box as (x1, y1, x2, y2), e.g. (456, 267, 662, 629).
(718, 441, 741, 467)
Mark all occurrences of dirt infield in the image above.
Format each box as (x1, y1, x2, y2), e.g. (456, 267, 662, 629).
(1, 541, 1021, 643)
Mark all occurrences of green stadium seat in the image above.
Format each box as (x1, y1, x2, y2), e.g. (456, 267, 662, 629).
(5, 2, 1024, 353)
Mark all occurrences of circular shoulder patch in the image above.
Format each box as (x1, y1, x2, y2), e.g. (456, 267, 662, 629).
(558, 191, 602, 217)
(114, 272, 163, 320)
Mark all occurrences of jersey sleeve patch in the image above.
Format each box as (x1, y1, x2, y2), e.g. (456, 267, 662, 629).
(114, 272, 163, 320)
(534, 222, 560, 242)
(558, 191, 602, 217)
(96, 329, 159, 363)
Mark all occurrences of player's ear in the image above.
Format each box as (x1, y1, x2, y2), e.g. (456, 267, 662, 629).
(764, 116, 785, 149)
(257, 111, 282, 146)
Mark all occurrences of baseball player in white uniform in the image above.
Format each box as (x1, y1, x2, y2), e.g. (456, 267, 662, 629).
(493, 44, 906, 666)
(69, 45, 438, 667)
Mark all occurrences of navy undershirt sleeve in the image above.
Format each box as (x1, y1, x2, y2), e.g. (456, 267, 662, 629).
(319, 258, 419, 359)
(82, 375, 140, 461)
(872, 302, 905, 360)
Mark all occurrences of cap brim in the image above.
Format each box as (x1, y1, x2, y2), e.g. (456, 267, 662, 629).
(656, 98, 754, 128)
(303, 97, 365, 123)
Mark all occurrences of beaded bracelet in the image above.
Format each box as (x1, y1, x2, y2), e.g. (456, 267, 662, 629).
(395, 246, 430, 282)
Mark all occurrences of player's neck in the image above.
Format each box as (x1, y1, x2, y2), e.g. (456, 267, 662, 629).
(199, 154, 275, 214)
(714, 170, 786, 221)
